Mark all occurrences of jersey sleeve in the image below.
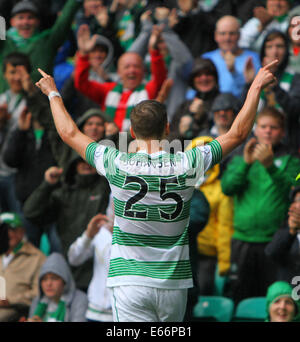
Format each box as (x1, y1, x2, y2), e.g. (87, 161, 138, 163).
(207, 139, 223, 167)
(85, 142, 107, 176)
(184, 139, 222, 187)
(85, 142, 120, 179)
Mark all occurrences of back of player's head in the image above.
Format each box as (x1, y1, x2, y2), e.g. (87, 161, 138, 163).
(3, 52, 32, 73)
(256, 106, 285, 129)
(130, 100, 168, 139)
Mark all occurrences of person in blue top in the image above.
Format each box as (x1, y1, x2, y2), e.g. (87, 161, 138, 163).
(202, 15, 261, 97)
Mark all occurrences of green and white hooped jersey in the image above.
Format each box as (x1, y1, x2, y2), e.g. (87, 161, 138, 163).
(85, 140, 222, 289)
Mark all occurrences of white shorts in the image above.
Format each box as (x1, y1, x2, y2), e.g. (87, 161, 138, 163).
(110, 285, 187, 322)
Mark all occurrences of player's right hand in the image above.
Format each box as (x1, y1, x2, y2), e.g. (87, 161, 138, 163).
(36, 68, 58, 96)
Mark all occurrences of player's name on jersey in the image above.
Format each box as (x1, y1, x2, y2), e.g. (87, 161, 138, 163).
(119, 156, 177, 168)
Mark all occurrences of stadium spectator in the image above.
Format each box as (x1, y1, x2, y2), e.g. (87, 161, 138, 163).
(61, 35, 117, 121)
(242, 30, 300, 153)
(109, 0, 147, 51)
(265, 281, 300, 322)
(198, 92, 242, 174)
(265, 184, 300, 282)
(170, 58, 219, 142)
(27, 252, 88, 322)
(239, 0, 292, 52)
(74, 23, 167, 132)
(0, 0, 82, 93)
(202, 15, 261, 97)
(221, 106, 300, 304)
(168, 0, 217, 58)
(23, 155, 110, 292)
(0, 52, 28, 213)
(0, 212, 46, 322)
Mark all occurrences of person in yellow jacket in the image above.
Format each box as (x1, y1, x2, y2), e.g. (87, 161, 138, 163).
(187, 136, 233, 295)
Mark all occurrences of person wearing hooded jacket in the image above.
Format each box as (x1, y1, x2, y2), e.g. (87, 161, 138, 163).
(28, 252, 88, 322)
(51, 107, 113, 171)
(60, 34, 119, 122)
(169, 58, 220, 144)
(23, 92, 113, 171)
(241, 29, 300, 154)
(23, 152, 111, 292)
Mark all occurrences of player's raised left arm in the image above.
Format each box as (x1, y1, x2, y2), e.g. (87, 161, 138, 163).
(215, 60, 278, 159)
(35, 68, 94, 161)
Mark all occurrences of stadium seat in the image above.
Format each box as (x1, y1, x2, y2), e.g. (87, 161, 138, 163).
(213, 266, 228, 296)
(193, 296, 234, 322)
(39, 233, 50, 256)
(233, 297, 267, 322)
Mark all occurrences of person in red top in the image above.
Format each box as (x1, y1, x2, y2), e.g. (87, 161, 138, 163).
(74, 24, 167, 132)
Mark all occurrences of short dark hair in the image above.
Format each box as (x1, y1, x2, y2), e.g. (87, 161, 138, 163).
(3, 52, 31, 73)
(92, 43, 109, 55)
(130, 100, 168, 139)
(260, 30, 289, 74)
(256, 106, 285, 129)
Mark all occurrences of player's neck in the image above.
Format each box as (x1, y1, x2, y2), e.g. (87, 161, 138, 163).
(134, 139, 164, 154)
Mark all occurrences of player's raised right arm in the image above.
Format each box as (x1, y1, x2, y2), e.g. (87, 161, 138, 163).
(35, 68, 94, 161)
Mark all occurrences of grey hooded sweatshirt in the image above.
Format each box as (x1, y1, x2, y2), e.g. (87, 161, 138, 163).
(29, 253, 88, 322)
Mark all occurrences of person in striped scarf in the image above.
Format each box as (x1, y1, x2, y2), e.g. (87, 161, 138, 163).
(74, 23, 167, 132)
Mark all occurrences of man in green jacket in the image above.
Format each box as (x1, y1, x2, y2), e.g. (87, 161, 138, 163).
(221, 106, 300, 304)
(0, 0, 82, 93)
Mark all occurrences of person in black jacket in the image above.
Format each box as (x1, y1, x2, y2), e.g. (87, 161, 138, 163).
(265, 185, 300, 283)
(23, 152, 111, 292)
(169, 58, 219, 143)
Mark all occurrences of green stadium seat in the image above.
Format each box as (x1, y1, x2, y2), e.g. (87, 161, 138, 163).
(193, 296, 234, 322)
(213, 266, 228, 296)
(233, 297, 267, 322)
(40, 233, 50, 256)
